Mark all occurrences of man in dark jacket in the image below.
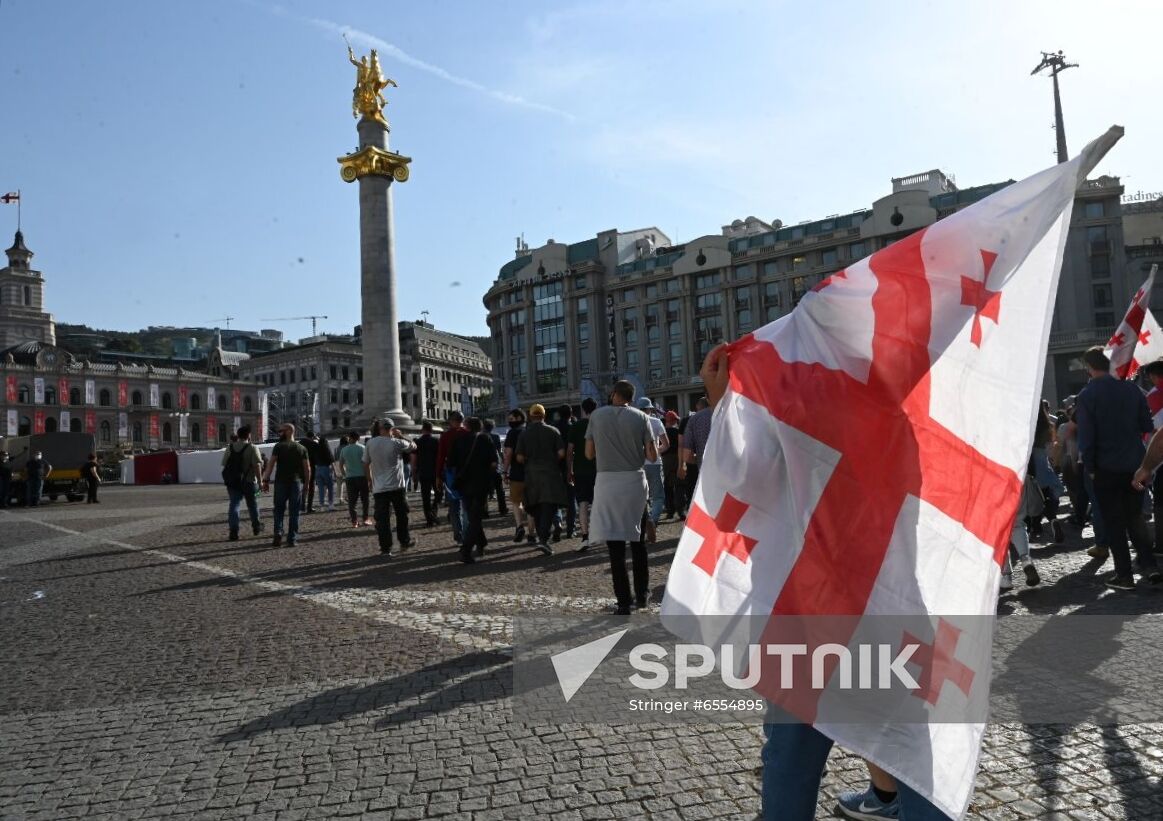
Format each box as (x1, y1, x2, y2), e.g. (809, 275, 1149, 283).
(483, 419, 508, 517)
(1076, 346, 1162, 590)
(413, 421, 440, 526)
(516, 404, 567, 555)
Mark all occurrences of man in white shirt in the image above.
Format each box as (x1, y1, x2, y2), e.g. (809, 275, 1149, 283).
(364, 421, 417, 556)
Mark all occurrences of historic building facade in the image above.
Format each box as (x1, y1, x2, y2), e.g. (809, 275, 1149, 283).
(484, 171, 1139, 412)
(0, 232, 259, 449)
(240, 320, 491, 433)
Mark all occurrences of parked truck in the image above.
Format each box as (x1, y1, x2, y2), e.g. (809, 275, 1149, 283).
(4, 432, 94, 505)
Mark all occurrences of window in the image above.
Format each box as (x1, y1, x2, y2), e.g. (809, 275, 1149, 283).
(342, 389, 350, 404)
(734, 264, 755, 280)
(190, 392, 201, 410)
(626, 350, 639, 368)
(1095, 312, 1115, 327)
(736, 286, 751, 306)
(45, 387, 56, 406)
(161, 422, 173, 444)
(161, 392, 173, 410)
(132, 390, 143, 406)
(1093, 284, 1113, 308)
(23, 285, 31, 306)
(667, 321, 680, 340)
(649, 367, 663, 380)
(218, 423, 228, 443)
(695, 272, 720, 289)
(99, 388, 111, 407)
(533, 281, 567, 393)
(217, 394, 226, 410)
(133, 422, 143, 442)
(357, 390, 364, 404)
(669, 341, 683, 363)
(330, 388, 338, 403)
(357, 367, 363, 381)
(792, 277, 810, 305)
(849, 241, 867, 260)
(191, 423, 201, 444)
(764, 281, 780, 303)
(696, 316, 724, 359)
(577, 296, 589, 315)
(626, 329, 639, 346)
(645, 283, 658, 299)
(331, 416, 339, 430)
(670, 364, 684, 378)
(69, 418, 82, 433)
(100, 420, 111, 443)
(1085, 201, 1105, 219)
(648, 346, 661, 365)
(765, 305, 781, 322)
(737, 308, 753, 333)
(279, 371, 286, 385)
(762, 261, 779, 278)
(343, 414, 351, 428)
(69, 387, 81, 405)
(664, 278, 680, 293)
(311, 366, 317, 381)
(622, 288, 636, 303)
(579, 322, 590, 344)
(1092, 255, 1111, 277)
(330, 365, 337, 379)
(243, 396, 253, 412)
(791, 256, 807, 272)
(575, 274, 587, 290)
(822, 248, 838, 266)
(341, 366, 350, 380)
(18, 385, 29, 403)
(695, 292, 722, 313)
(647, 325, 660, 344)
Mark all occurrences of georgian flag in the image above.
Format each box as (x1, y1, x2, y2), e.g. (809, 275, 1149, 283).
(661, 127, 1124, 819)
(1105, 264, 1158, 379)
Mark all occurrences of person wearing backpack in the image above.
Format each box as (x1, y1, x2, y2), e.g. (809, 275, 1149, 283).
(221, 425, 265, 541)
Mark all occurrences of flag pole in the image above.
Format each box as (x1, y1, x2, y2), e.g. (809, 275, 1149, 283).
(16, 189, 20, 232)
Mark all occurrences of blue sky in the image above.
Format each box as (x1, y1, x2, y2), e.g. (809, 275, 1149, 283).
(2, 0, 1159, 341)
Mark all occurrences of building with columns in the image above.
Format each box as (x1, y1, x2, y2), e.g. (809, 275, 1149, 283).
(239, 320, 491, 434)
(0, 231, 259, 449)
(484, 171, 1138, 412)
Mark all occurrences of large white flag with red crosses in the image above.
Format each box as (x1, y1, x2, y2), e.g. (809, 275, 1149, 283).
(1127, 303, 1163, 380)
(662, 127, 1124, 819)
(1104, 264, 1157, 378)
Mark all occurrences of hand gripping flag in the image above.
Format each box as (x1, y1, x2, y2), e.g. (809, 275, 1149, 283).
(1104, 264, 1157, 378)
(661, 127, 1123, 819)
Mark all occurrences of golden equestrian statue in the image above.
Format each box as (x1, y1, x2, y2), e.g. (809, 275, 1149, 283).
(347, 45, 397, 126)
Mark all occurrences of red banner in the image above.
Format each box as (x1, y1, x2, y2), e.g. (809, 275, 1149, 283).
(149, 414, 160, 442)
(4, 375, 15, 404)
(34, 410, 45, 433)
(178, 385, 188, 410)
(58, 377, 69, 406)
(118, 381, 128, 407)
(85, 410, 96, 433)
(232, 387, 241, 412)
(208, 415, 218, 443)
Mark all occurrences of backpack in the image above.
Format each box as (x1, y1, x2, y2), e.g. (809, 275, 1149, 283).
(222, 446, 247, 490)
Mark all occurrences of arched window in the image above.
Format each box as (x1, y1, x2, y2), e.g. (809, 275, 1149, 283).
(189, 392, 201, 410)
(69, 418, 82, 433)
(218, 423, 227, 443)
(44, 417, 57, 433)
(191, 422, 201, 444)
(131, 390, 143, 406)
(243, 396, 253, 412)
(100, 420, 111, 443)
(162, 422, 173, 443)
(161, 392, 173, 410)
(19, 416, 30, 435)
(99, 388, 111, 407)
(44, 387, 56, 405)
(18, 385, 30, 403)
(132, 422, 143, 442)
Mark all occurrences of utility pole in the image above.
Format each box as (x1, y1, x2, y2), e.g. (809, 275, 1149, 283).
(1031, 50, 1078, 164)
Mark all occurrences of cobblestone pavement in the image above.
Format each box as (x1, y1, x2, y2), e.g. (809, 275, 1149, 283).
(2, 485, 1162, 819)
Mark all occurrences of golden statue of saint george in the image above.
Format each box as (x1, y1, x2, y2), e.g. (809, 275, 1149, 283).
(347, 45, 397, 126)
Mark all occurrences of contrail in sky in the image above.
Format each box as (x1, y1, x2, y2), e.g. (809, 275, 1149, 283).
(268, 4, 575, 122)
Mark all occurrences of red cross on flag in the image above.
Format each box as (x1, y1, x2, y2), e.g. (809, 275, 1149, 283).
(1104, 264, 1157, 378)
(662, 127, 1124, 819)
(1127, 304, 1163, 381)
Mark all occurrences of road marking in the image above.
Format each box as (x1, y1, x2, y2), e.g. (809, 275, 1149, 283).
(2, 513, 626, 653)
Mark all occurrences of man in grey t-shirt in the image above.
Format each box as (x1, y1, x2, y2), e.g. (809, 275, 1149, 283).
(585, 380, 657, 614)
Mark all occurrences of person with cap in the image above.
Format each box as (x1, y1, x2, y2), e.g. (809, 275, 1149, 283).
(586, 380, 657, 614)
(515, 403, 567, 554)
(634, 396, 670, 541)
(661, 410, 682, 519)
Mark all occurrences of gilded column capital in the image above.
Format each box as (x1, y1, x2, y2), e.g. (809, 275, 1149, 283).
(337, 146, 412, 183)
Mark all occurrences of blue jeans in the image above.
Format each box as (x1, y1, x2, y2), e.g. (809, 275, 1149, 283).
(227, 485, 261, 534)
(26, 478, 43, 506)
(272, 481, 302, 540)
(762, 716, 947, 820)
(644, 463, 664, 524)
(444, 468, 467, 542)
(315, 466, 334, 507)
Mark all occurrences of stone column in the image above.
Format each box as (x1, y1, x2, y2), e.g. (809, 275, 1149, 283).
(347, 118, 414, 429)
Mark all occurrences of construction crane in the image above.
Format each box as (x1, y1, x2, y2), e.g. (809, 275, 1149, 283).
(207, 316, 235, 330)
(260, 315, 330, 336)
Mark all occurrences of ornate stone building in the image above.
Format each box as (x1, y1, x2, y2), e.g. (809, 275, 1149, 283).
(0, 232, 259, 449)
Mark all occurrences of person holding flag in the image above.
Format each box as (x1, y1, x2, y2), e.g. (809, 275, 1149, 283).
(661, 127, 1124, 819)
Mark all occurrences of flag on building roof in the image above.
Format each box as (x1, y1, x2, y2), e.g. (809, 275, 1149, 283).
(662, 127, 1124, 819)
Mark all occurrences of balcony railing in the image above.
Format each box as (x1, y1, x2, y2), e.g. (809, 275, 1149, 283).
(1048, 326, 1115, 351)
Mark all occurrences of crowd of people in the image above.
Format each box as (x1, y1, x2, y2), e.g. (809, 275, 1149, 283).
(217, 381, 715, 612)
